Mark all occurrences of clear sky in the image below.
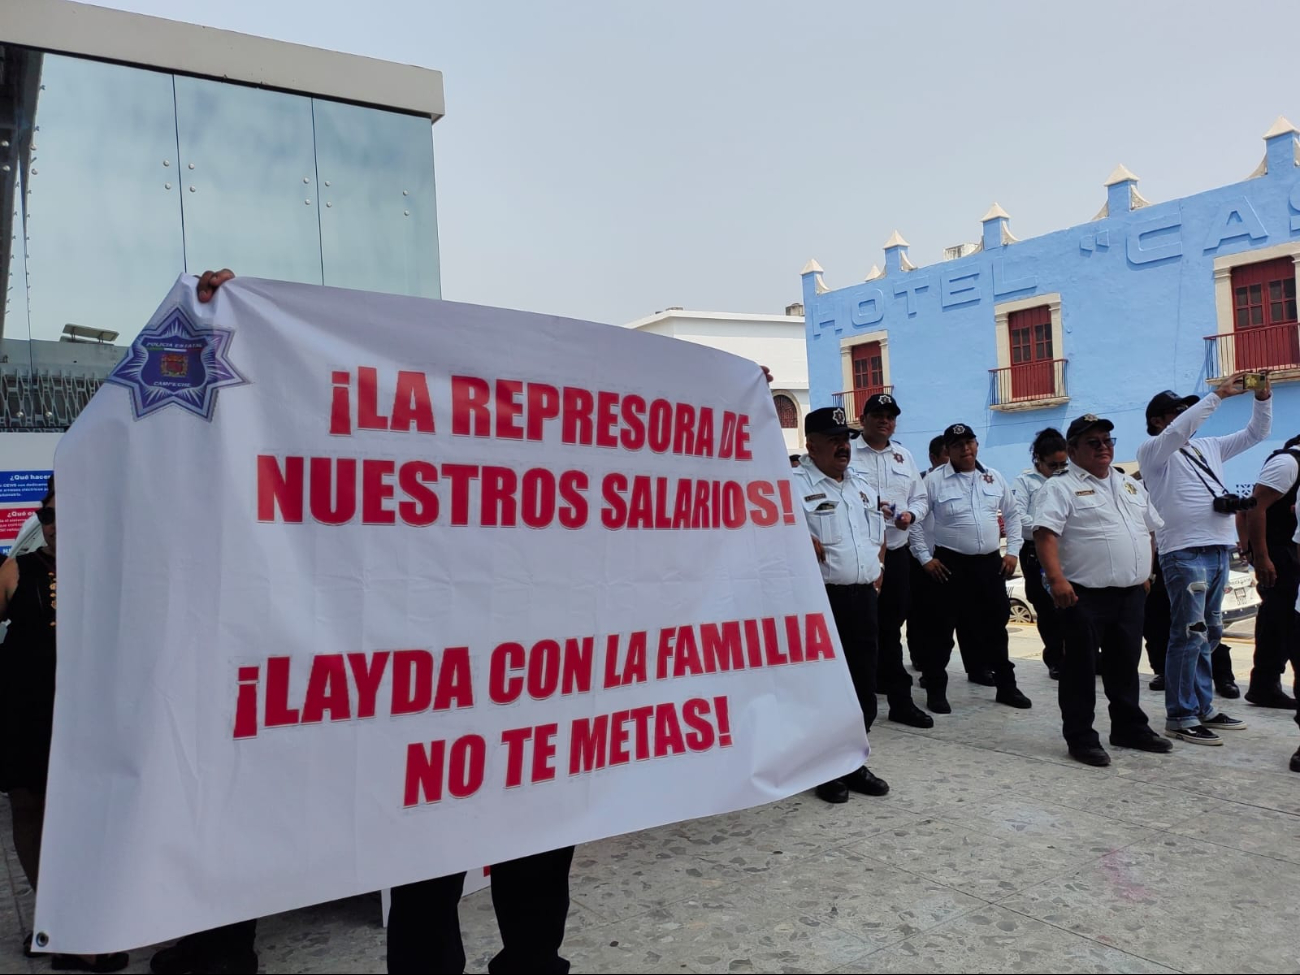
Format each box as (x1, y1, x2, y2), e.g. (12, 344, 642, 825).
(98, 0, 1300, 326)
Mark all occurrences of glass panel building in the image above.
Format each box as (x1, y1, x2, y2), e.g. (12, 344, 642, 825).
(1, 0, 444, 431)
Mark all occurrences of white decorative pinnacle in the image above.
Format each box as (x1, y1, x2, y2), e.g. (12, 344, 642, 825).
(865, 264, 885, 281)
(1263, 115, 1300, 139)
(1104, 164, 1140, 186)
(800, 258, 824, 275)
(883, 229, 909, 249)
(982, 202, 1010, 222)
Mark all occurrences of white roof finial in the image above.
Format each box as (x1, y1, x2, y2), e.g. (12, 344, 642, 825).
(865, 264, 884, 281)
(883, 229, 909, 249)
(1104, 164, 1140, 186)
(982, 202, 1010, 222)
(1263, 115, 1300, 139)
(800, 258, 824, 275)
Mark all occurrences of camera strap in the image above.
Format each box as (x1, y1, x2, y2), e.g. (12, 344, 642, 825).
(1179, 446, 1229, 499)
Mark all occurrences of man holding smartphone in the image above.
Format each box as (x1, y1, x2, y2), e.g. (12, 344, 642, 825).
(1137, 371, 1271, 745)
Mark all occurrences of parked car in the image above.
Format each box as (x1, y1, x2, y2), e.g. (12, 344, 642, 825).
(1007, 566, 1260, 625)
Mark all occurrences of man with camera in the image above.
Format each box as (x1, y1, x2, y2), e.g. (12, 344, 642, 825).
(1136, 372, 1271, 745)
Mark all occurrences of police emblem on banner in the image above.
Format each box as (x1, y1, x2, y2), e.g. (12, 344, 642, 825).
(107, 306, 248, 420)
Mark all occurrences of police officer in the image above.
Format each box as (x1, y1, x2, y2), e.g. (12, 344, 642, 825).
(912, 423, 1032, 713)
(1240, 433, 1300, 708)
(1033, 414, 1173, 766)
(1012, 428, 1069, 680)
(793, 406, 890, 803)
(850, 393, 932, 728)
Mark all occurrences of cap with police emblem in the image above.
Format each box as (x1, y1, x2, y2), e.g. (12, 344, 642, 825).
(860, 391, 901, 418)
(942, 422, 977, 446)
(1067, 413, 1115, 441)
(804, 406, 859, 438)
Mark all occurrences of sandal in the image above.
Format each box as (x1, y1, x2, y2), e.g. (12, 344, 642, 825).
(49, 953, 129, 973)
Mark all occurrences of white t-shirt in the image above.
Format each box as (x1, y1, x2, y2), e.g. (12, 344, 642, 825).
(1136, 393, 1272, 553)
(1256, 450, 1299, 495)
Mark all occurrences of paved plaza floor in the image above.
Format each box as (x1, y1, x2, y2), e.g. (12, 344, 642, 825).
(2, 628, 1297, 974)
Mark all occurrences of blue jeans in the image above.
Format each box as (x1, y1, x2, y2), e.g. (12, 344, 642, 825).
(1160, 546, 1229, 730)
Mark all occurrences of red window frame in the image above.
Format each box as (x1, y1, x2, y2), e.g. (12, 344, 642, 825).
(851, 341, 884, 399)
(1230, 257, 1299, 370)
(1007, 305, 1055, 400)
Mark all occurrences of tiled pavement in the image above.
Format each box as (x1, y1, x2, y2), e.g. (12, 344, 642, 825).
(3, 629, 1296, 974)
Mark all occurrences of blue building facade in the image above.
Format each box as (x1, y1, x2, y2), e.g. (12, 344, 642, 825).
(801, 118, 1300, 492)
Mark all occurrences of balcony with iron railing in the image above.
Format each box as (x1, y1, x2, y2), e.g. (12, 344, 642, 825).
(832, 386, 894, 424)
(1204, 322, 1300, 382)
(988, 359, 1069, 411)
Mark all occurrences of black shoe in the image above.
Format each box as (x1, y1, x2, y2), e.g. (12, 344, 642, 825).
(151, 942, 258, 975)
(1245, 685, 1297, 709)
(1149, 674, 1165, 691)
(1291, 747, 1300, 773)
(1202, 713, 1247, 732)
(889, 702, 935, 729)
(843, 766, 890, 797)
(1216, 679, 1241, 699)
(1110, 732, 1174, 753)
(918, 674, 928, 689)
(51, 955, 130, 974)
(1068, 745, 1111, 767)
(995, 687, 1033, 709)
(1166, 725, 1223, 746)
(815, 779, 849, 804)
(926, 693, 952, 714)
(1048, 666, 1061, 681)
(968, 670, 997, 687)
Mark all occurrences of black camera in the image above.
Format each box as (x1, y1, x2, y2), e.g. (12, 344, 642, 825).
(1213, 494, 1257, 514)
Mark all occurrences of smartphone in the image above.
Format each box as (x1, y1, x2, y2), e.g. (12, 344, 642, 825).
(1241, 372, 1266, 390)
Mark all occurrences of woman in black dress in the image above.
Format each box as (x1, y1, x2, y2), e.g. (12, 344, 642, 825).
(0, 489, 127, 972)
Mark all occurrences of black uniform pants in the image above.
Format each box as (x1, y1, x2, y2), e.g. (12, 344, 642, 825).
(1019, 541, 1064, 671)
(876, 546, 916, 703)
(1058, 585, 1153, 748)
(1251, 544, 1300, 696)
(388, 846, 574, 974)
(824, 583, 880, 734)
(908, 554, 986, 676)
(923, 549, 1015, 693)
(168, 920, 259, 958)
(1145, 560, 1236, 683)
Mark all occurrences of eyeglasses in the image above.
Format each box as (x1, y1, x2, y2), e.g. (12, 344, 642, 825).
(36, 506, 55, 526)
(1082, 437, 1117, 450)
(1043, 460, 1069, 471)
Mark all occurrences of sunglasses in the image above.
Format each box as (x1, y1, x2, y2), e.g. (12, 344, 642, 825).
(36, 507, 55, 526)
(1042, 459, 1069, 471)
(1082, 437, 1117, 450)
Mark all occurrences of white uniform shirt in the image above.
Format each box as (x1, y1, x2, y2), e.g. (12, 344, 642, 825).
(1034, 461, 1163, 588)
(792, 457, 885, 586)
(850, 439, 925, 551)
(1136, 393, 1271, 553)
(914, 462, 1021, 558)
(1011, 470, 1049, 543)
(1255, 449, 1300, 496)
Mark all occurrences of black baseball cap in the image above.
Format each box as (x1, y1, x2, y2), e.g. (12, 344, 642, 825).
(805, 406, 858, 438)
(860, 392, 901, 418)
(942, 422, 977, 446)
(1066, 413, 1115, 440)
(1145, 390, 1198, 419)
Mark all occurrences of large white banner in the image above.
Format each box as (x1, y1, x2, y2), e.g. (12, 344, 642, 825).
(36, 277, 867, 953)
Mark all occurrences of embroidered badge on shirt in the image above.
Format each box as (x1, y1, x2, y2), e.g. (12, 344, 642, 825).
(1076, 489, 1096, 496)
(804, 493, 826, 502)
(1124, 482, 1138, 495)
(893, 452, 904, 464)
(982, 473, 995, 484)
(815, 502, 837, 511)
